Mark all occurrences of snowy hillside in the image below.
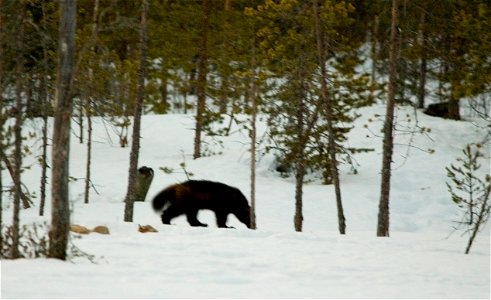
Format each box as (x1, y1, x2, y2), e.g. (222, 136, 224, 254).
(1, 104, 490, 298)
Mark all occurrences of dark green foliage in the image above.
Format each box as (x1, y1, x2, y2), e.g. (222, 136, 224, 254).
(249, 0, 372, 184)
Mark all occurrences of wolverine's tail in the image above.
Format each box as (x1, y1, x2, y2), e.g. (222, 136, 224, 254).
(152, 187, 173, 212)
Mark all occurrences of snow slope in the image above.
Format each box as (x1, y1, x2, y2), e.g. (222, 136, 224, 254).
(1, 104, 490, 298)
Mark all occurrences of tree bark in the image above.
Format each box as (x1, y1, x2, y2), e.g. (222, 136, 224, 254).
(369, 15, 379, 103)
(417, 7, 427, 109)
(377, 0, 399, 237)
(193, 0, 210, 160)
(313, 0, 346, 235)
(249, 31, 257, 230)
(83, 0, 99, 205)
(83, 95, 93, 204)
(293, 52, 307, 233)
(11, 4, 26, 259)
(39, 1, 50, 216)
(465, 182, 491, 254)
(49, 0, 77, 260)
(0, 0, 4, 255)
(124, 0, 148, 222)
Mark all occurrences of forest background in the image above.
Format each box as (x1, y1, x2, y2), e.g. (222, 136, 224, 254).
(0, 0, 490, 261)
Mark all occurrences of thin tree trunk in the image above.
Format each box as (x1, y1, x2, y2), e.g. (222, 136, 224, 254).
(0, 152, 31, 208)
(49, 0, 77, 260)
(465, 183, 491, 254)
(294, 123, 306, 232)
(78, 103, 83, 143)
(448, 89, 460, 120)
(293, 52, 307, 232)
(84, 95, 93, 204)
(377, 0, 399, 237)
(417, 7, 427, 109)
(249, 31, 257, 230)
(159, 73, 168, 113)
(313, 0, 346, 235)
(124, 0, 148, 222)
(193, 0, 210, 160)
(39, 1, 50, 217)
(369, 15, 379, 103)
(84, 0, 99, 205)
(0, 0, 4, 254)
(11, 4, 26, 259)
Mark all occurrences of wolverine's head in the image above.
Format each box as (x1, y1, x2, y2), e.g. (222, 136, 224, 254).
(234, 204, 251, 228)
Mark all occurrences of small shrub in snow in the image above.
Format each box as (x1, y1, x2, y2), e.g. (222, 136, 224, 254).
(446, 143, 491, 254)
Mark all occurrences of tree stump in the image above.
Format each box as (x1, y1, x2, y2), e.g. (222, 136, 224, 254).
(134, 166, 154, 202)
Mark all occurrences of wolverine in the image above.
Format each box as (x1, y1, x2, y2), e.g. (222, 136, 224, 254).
(152, 180, 251, 228)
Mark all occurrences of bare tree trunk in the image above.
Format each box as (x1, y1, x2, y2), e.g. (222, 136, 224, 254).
(0, 0, 4, 254)
(124, 0, 148, 222)
(84, 0, 99, 205)
(313, 0, 346, 235)
(369, 15, 379, 103)
(84, 95, 93, 204)
(39, 1, 50, 216)
(0, 152, 31, 208)
(294, 52, 307, 232)
(11, 4, 26, 259)
(465, 183, 491, 254)
(249, 31, 257, 230)
(193, 0, 210, 160)
(377, 0, 399, 237)
(78, 103, 83, 143)
(293, 121, 306, 232)
(448, 88, 460, 120)
(49, 0, 76, 260)
(417, 7, 427, 109)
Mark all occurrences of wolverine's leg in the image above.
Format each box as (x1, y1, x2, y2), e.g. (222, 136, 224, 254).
(161, 205, 182, 224)
(215, 212, 233, 228)
(186, 209, 207, 227)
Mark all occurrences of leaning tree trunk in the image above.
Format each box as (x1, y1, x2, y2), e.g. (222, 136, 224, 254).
(49, 0, 77, 260)
(465, 183, 491, 254)
(313, 0, 346, 235)
(377, 0, 399, 237)
(193, 0, 210, 160)
(124, 0, 148, 222)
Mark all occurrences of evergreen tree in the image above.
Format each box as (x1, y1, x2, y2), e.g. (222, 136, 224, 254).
(446, 143, 491, 254)
(248, 0, 366, 231)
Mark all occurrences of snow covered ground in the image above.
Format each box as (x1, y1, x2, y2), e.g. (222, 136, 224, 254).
(1, 104, 490, 298)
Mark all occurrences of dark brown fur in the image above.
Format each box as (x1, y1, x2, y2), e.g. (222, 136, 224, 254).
(152, 180, 251, 228)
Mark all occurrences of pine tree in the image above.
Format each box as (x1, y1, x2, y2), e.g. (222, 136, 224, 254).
(248, 0, 368, 232)
(446, 143, 491, 254)
(313, 0, 346, 235)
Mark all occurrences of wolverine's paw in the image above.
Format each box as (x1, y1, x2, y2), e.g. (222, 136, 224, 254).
(190, 222, 208, 227)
